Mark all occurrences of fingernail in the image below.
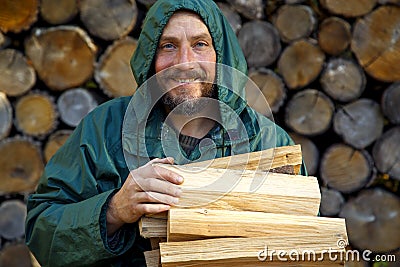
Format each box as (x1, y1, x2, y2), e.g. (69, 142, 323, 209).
(176, 176, 184, 183)
(172, 197, 179, 205)
(176, 188, 183, 197)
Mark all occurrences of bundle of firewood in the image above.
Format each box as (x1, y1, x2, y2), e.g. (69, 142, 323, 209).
(139, 145, 348, 266)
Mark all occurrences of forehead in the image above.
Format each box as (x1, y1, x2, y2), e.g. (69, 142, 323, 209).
(161, 10, 211, 36)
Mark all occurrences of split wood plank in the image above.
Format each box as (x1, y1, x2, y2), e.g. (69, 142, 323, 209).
(139, 216, 167, 239)
(184, 145, 302, 174)
(160, 236, 347, 266)
(144, 249, 161, 267)
(155, 164, 321, 216)
(167, 209, 347, 242)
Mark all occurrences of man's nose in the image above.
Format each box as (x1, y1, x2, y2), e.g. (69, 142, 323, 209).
(175, 45, 195, 67)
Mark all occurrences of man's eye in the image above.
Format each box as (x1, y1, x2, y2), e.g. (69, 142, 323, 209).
(162, 43, 174, 49)
(195, 42, 207, 48)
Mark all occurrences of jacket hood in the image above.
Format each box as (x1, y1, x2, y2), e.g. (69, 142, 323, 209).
(130, 0, 249, 114)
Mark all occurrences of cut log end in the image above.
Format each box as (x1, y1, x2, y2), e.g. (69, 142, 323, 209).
(246, 68, 286, 116)
(320, 144, 374, 194)
(0, 49, 36, 97)
(40, 0, 78, 25)
(273, 5, 317, 43)
(25, 26, 97, 91)
(0, 137, 44, 193)
(0, 92, 13, 141)
(15, 93, 58, 138)
(285, 89, 334, 136)
(0, 0, 39, 33)
(318, 17, 351, 56)
(351, 6, 400, 82)
(333, 99, 384, 149)
(339, 188, 400, 253)
(95, 37, 138, 98)
(320, 58, 366, 102)
(79, 0, 138, 40)
(238, 21, 281, 68)
(278, 39, 325, 89)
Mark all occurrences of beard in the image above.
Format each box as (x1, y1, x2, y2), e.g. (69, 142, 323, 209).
(161, 82, 216, 116)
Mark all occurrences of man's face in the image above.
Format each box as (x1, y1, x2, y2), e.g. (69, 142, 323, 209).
(155, 11, 217, 115)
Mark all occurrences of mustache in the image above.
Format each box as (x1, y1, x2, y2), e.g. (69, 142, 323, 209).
(162, 69, 208, 80)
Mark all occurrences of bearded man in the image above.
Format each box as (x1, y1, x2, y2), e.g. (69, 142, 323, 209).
(26, 0, 305, 266)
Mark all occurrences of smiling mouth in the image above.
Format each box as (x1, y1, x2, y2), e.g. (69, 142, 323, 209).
(172, 78, 198, 83)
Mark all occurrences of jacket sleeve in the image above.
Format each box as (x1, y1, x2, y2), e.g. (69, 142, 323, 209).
(25, 110, 137, 267)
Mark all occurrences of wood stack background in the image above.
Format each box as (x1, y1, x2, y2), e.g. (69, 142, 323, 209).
(0, 0, 399, 266)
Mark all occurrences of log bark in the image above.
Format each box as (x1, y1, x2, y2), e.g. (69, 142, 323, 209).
(79, 0, 138, 40)
(339, 188, 400, 253)
(216, 3, 242, 34)
(0, 92, 12, 141)
(320, 58, 366, 102)
(378, 0, 400, 4)
(184, 145, 303, 174)
(40, 0, 78, 25)
(44, 130, 73, 163)
(15, 92, 58, 138)
(320, 0, 377, 17)
(273, 5, 317, 43)
(0, 200, 27, 240)
(289, 133, 319, 175)
(320, 144, 374, 194)
(95, 37, 138, 98)
(0, 244, 33, 267)
(372, 127, 400, 181)
(238, 21, 281, 68)
(319, 187, 345, 217)
(160, 236, 346, 266)
(285, 89, 334, 136)
(156, 164, 321, 216)
(278, 39, 325, 89)
(226, 0, 265, 20)
(0, 0, 38, 33)
(57, 88, 98, 127)
(0, 137, 44, 193)
(167, 208, 347, 242)
(246, 68, 286, 115)
(0, 49, 36, 97)
(381, 82, 400, 125)
(25, 26, 97, 91)
(351, 5, 400, 82)
(318, 17, 351, 56)
(333, 99, 384, 149)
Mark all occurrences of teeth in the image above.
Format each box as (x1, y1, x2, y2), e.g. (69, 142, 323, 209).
(175, 78, 196, 83)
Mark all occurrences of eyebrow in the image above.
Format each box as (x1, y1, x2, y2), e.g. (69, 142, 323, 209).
(159, 33, 213, 43)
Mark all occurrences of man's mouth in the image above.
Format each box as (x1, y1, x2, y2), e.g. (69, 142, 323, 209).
(172, 78, 198, 83)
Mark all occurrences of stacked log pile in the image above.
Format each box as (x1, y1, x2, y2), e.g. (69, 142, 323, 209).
(0, 0, 399, 266)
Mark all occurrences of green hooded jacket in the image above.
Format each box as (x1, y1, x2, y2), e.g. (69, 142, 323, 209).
(26, 0, 305, 266)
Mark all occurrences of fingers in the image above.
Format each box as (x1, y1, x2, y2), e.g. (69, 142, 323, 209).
(135, 191, 179, 206)
(138, 178, 182, 198)
(149, 157, 174, 165)
(135, 203, 171, 215)
(136, 159, 183, 185)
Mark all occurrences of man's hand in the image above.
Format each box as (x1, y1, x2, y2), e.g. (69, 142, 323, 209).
(106, 157, 183, 236)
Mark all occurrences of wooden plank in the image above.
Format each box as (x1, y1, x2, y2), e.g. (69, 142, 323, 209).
(167, 209, 347, 242)
(184, 145, 302, 174)
(139, 216, 167, 238)
(160, 236, 347, 266)
(156, 164, 321, 216)
(144, 249, 161, 267)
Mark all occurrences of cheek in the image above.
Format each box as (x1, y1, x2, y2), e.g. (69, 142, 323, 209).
(155, 54, 171, 73)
